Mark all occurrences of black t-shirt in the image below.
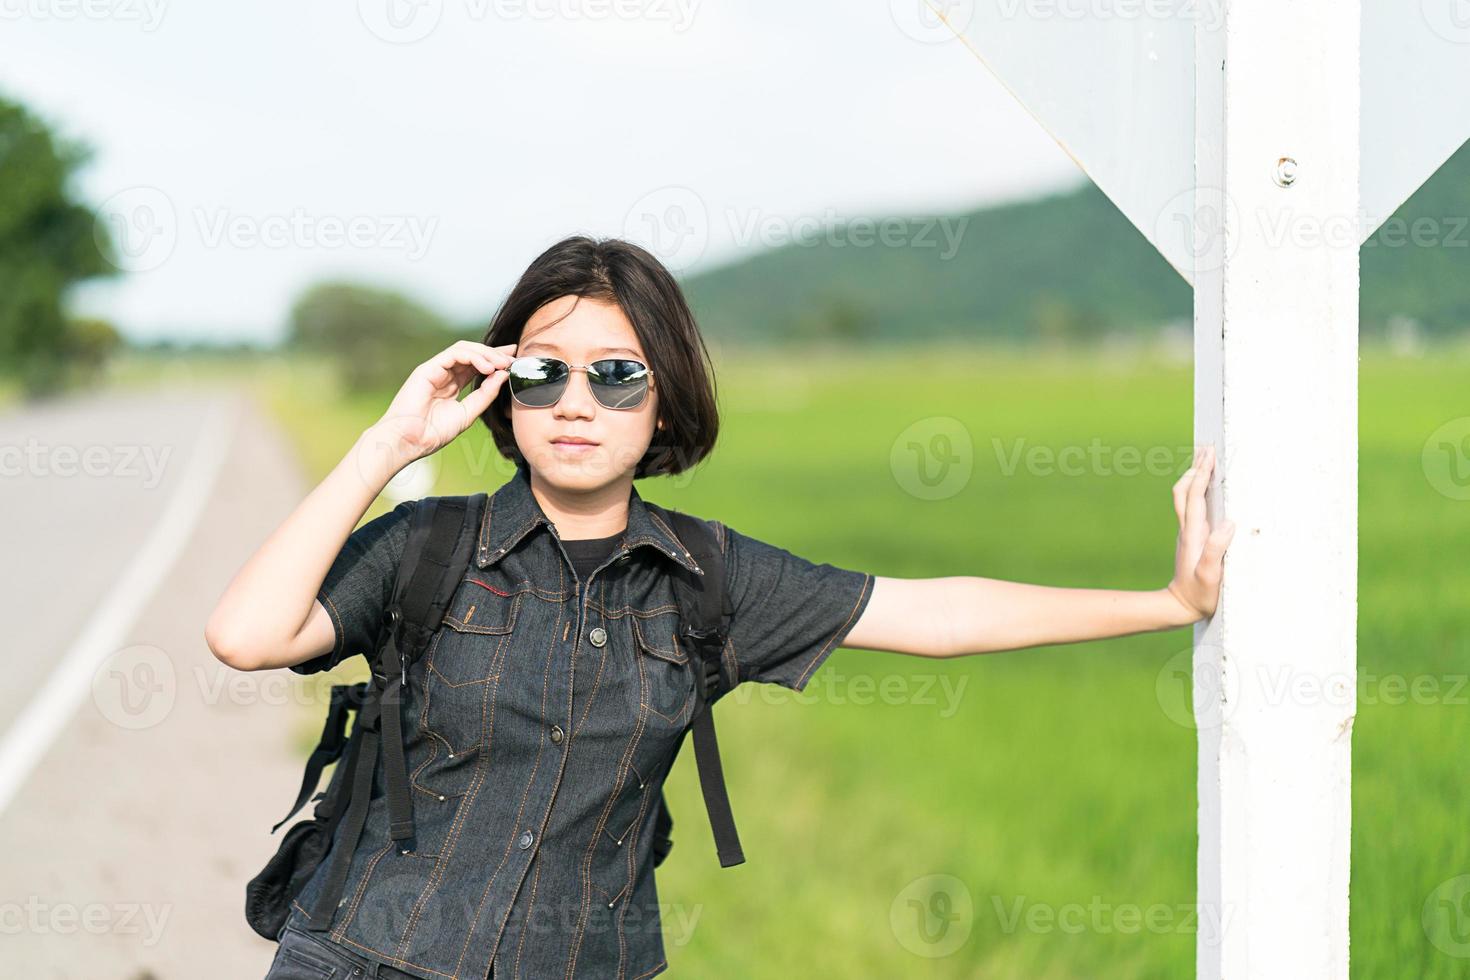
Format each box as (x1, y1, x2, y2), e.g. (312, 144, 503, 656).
(560, 530, 623, 583)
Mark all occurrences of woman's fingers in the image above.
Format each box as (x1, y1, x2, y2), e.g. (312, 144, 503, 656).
(421, 341, 517, 396)
(1183, 446, 1214, 539)
(460, 340, 517, 369)
(460, 368, 507, 418)
(421, 368, 506, 445)
(471, 341, 517, 372)
(1200, 521, 1235, 579)
(429, 340, 515, 374)
(1172, 467, 1192, 526)
(380, 341, 519, 457)
(444, 357, 481, 390)
(1172, 446, 1204, 527)
(1162, 445, 1232, 618)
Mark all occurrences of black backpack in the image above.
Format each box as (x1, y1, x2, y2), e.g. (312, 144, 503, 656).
(245, 492, 743, 941)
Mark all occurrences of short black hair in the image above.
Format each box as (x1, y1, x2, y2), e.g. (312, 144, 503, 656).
(477, 235, 720, 479)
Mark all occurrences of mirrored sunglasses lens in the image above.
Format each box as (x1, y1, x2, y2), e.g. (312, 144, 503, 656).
(589, 359, 649, 409)
(508, 357, 568, 408)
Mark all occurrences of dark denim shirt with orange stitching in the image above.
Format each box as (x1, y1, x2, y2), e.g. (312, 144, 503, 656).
(282, 461, 874, 980)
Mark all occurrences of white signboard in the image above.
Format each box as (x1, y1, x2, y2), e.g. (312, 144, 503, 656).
(929, 0, 1470, 273)
(1361, 0, 1470, 241)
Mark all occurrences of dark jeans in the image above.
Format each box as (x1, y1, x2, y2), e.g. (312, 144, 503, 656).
(266, 922, 489, 979)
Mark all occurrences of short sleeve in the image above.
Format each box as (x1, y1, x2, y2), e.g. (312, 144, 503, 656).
(291, 499, 418, 675)
(718, 521, 874, 692)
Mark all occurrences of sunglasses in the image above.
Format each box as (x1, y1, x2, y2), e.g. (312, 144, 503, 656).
(505, 355, 652, 410)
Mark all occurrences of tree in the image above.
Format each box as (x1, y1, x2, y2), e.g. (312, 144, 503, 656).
(1028, 292, 1103, 348)
(0, 94, 119, 396)
(63, 317, 123, 383)
(286, 281, 454, 392)
(790, 296, 878, 342)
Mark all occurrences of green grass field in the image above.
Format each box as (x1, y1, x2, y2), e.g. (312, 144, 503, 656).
(251, 343, 1470, 978)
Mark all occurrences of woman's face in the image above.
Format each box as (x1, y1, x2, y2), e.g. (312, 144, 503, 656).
(511, 294, 659, 491)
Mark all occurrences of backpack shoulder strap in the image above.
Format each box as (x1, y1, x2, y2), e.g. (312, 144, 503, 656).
(645, 505, 745, 868)
(661, 511, 732, 695)
(375, 494, 487, 683)
(301, 492, 486, 931)
(374, 493, 487, 846)
(267, 681, 366, 834)
(271, 490, 484, 842)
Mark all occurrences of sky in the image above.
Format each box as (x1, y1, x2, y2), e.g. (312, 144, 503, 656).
(0, 0, 1084, 344)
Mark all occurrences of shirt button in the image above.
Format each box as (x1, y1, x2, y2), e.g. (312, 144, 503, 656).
(589, 626, 607, 647)
(550, 724, 564, 743)
(518, 830, 534, 850)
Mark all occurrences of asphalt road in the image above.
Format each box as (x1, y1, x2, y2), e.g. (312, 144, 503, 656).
(0, 387, 326, 978)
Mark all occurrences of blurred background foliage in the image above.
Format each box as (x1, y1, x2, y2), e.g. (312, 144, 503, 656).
(284, 281, 452, 392)
(4, 84, 1467, 403)
(0, 95, 122, 396)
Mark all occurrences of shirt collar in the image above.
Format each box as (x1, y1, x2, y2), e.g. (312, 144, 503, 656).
(474, 460, 704, 576)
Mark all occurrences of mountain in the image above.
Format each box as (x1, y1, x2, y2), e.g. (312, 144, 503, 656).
(680, 141, 1470, 344)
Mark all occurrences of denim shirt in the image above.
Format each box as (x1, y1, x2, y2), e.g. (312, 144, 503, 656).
(282, 461, 874, 980)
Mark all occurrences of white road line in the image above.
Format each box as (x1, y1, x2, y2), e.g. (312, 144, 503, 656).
(0, 395, 242, 816)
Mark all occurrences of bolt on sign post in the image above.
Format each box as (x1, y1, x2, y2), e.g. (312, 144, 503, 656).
(924, 0, 1470, 975)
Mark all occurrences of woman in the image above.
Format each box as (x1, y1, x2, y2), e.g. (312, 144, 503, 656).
(206, 236, 1232, 980)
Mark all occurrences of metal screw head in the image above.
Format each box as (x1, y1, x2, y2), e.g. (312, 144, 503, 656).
(1274, 157, 1298, 187)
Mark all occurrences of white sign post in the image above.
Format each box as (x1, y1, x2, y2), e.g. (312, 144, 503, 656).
(927, 0, 1470, 975)
(1191, 4, 1359, 977)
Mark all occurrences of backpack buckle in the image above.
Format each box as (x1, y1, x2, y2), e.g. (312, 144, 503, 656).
(372, 605, 404, 689)
(680, 623, 728, 699)
(679, 622, 725, 645)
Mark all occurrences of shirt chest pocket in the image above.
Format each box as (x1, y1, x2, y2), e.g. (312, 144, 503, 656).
(420, 577, 525, 753)
(630, 611, 697, 731)
(429, 577, 524, 687)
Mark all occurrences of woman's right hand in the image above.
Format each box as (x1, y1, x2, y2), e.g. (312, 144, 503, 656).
(368, 340, 518, 466)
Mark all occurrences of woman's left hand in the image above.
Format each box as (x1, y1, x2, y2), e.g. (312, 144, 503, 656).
(1165, 445, 1235, 623)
